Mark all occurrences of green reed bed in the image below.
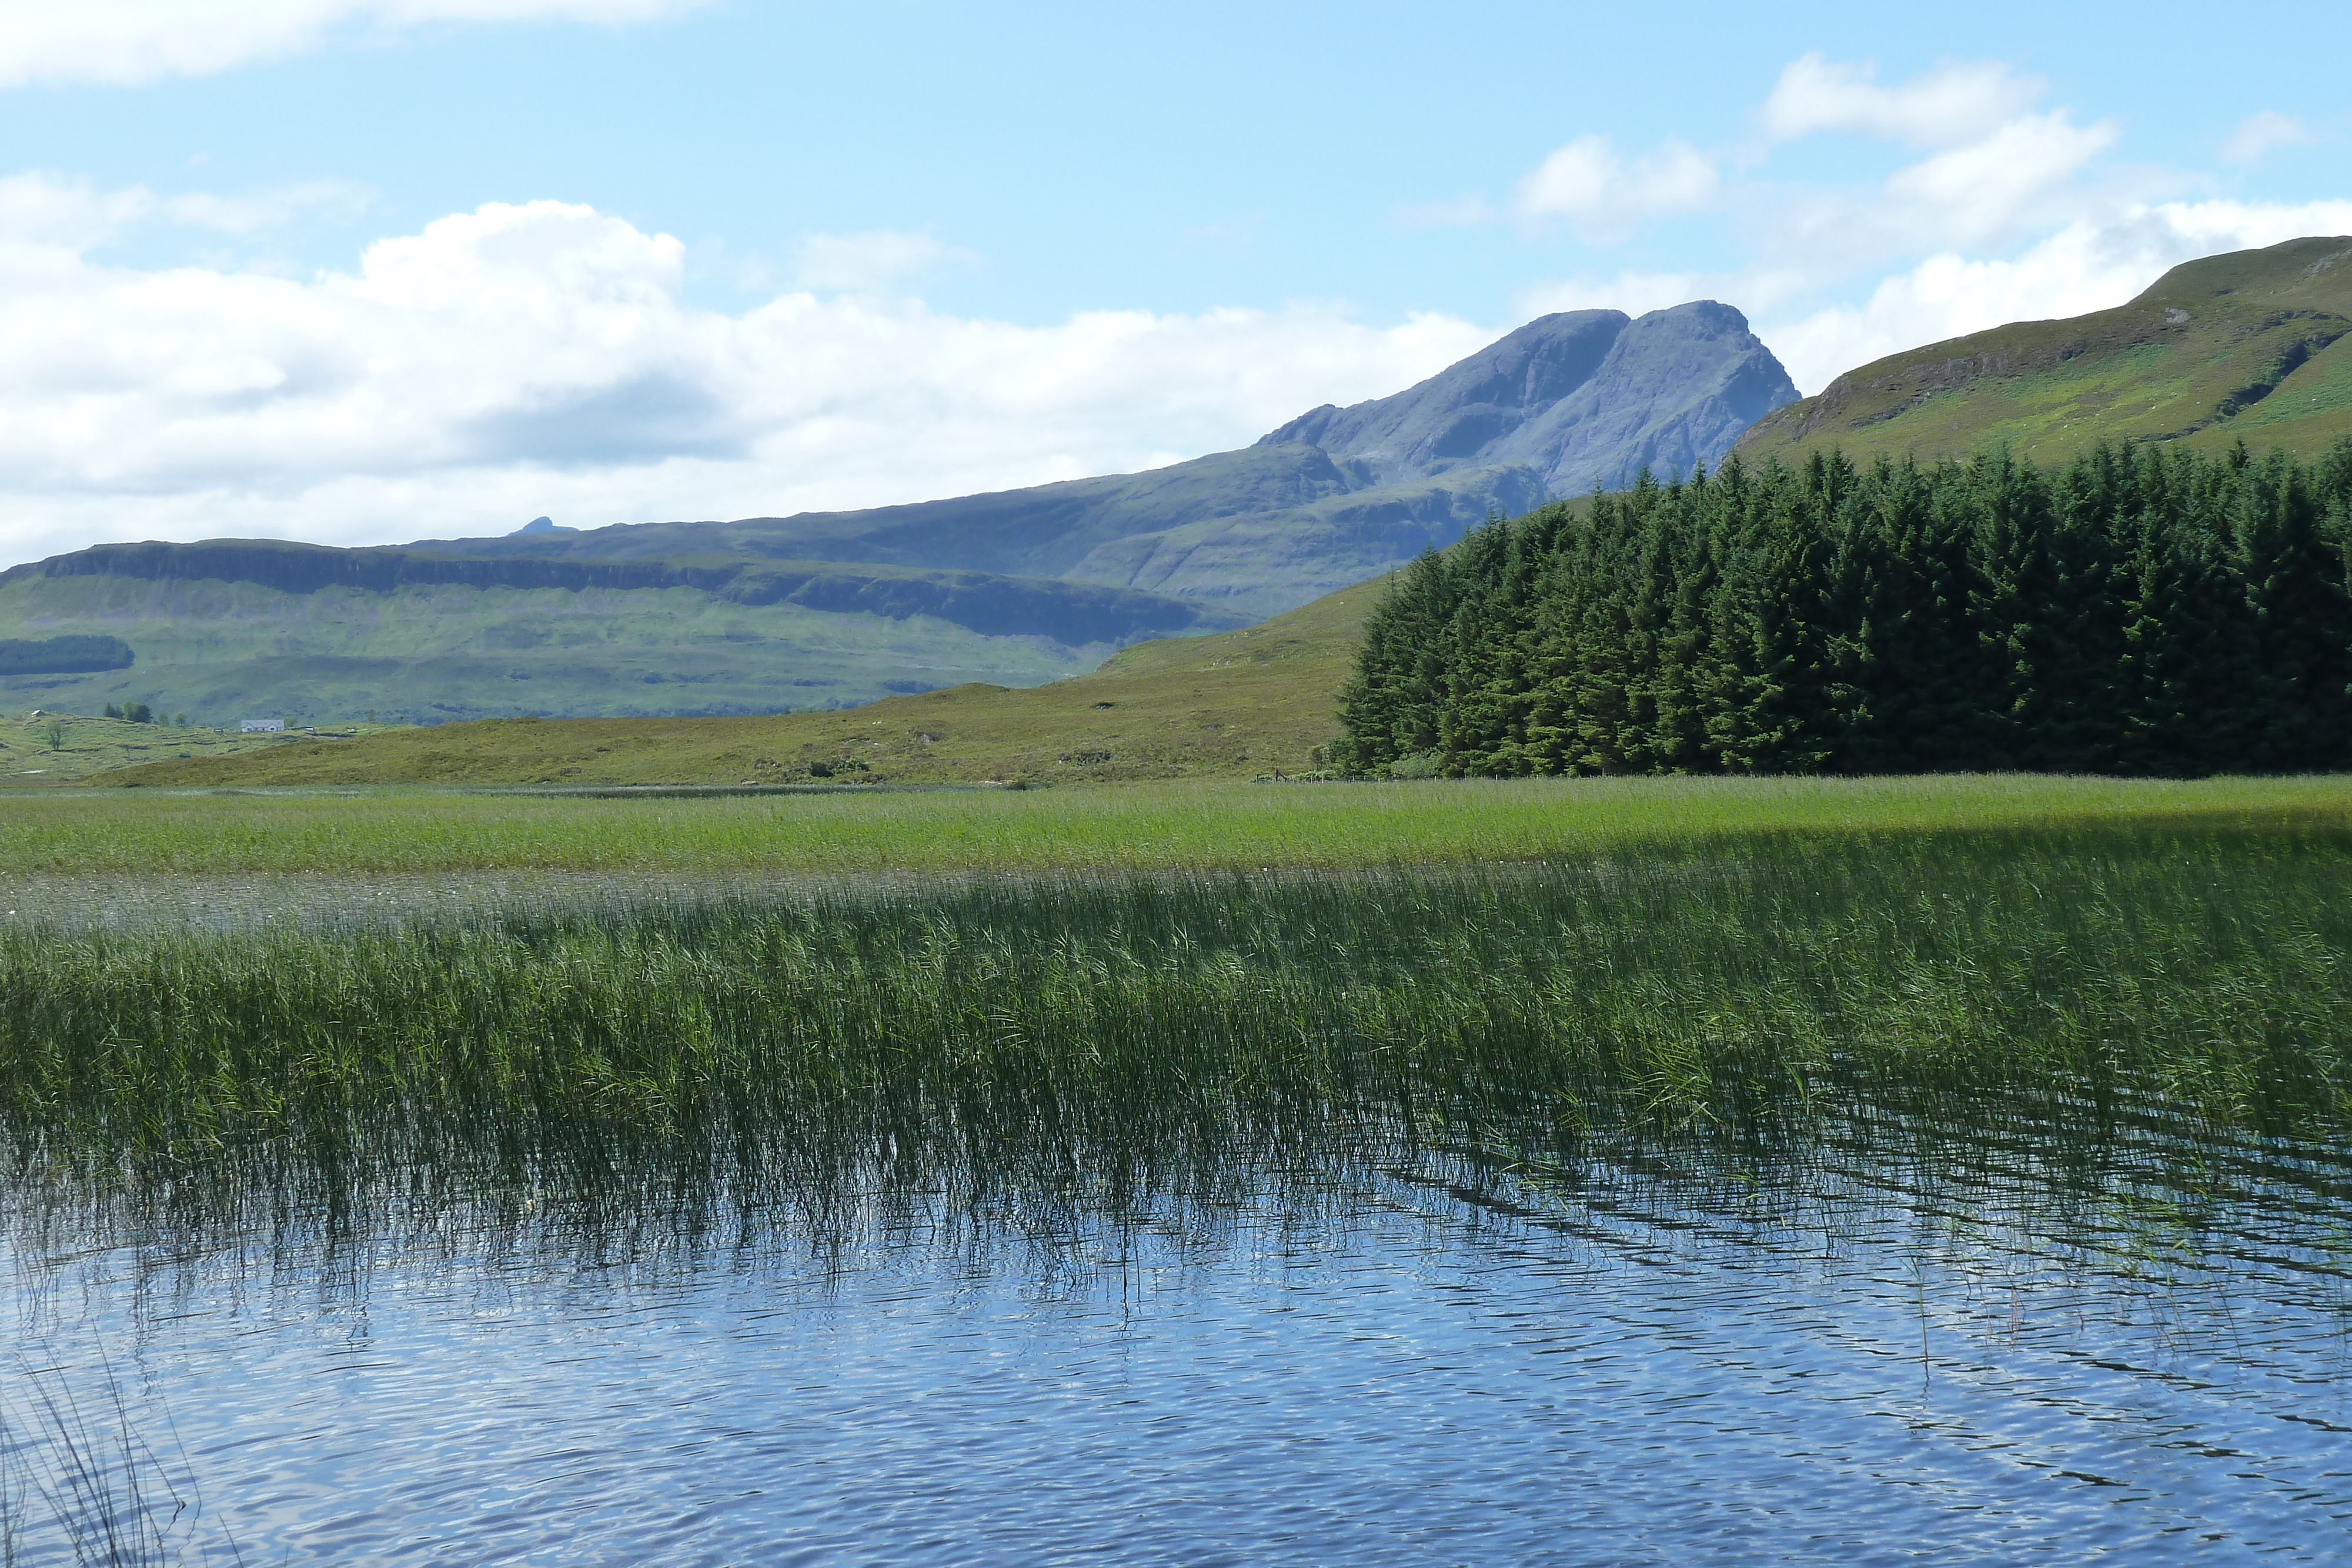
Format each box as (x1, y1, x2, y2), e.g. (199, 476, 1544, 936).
(5, 825, 2348, 1208)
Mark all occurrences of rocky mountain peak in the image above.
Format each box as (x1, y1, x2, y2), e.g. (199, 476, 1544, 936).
(1261, 302, 1798, 496)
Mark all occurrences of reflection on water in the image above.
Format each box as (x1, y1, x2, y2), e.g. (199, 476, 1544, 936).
(8, 1113, 2351, 1566)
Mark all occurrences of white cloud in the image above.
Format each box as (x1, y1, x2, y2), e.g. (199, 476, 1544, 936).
(795, 230, 973, 292)
(2221, 111, 2313, 163)
(0, 196, 1492, 568)
(1506, 62, 2350, 400)
(1761, 54, 2041, 147)
(1515, 135, 1718, 242)
(1758, 198, 2352, 394)
(0, 0, 698, 88)
(0, 169, 372, 262)
(0, 173, 153, 251)
(1880, 111, 2120, 245)
(1504, 56, 2104, 256)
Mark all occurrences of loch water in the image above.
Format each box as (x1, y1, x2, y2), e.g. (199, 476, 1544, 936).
(6, 1111, 2350, 1567)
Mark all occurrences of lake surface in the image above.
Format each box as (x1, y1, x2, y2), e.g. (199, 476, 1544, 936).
(8, 1118, 2351, 1566)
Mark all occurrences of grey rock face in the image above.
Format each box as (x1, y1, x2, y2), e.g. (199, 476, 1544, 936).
(1261, 301, 1798, 497)
(1259, 310, 1629, 483)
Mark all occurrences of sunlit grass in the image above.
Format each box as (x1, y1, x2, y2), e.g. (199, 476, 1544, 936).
(3, 774, 2349, 877)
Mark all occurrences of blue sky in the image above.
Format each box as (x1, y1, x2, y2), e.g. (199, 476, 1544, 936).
(0, 0, 2346, 564)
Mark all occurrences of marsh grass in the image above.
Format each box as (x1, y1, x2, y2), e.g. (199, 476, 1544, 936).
(5, 824, 2347, 1231)
(3, 773, 2350, 879)
(0, 1352, 223, 1568)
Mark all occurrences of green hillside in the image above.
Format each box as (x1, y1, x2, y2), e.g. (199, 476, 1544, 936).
(1736, 236, 2352, 467)
(93, 571, 1384, 788)
(1, 711, 406, 785)
(0, 544, 1242, 727)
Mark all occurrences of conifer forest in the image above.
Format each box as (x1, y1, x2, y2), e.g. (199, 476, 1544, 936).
(1332, 441, 2352, 777)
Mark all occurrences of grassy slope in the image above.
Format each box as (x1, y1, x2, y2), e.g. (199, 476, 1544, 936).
(90, 572, 1382, 788)
(0, 573, 1123, 728)
(2189, 327, 2352, 453)
(1735, 236, 2352, 468)
(0, 713, 407, 785)
(6, 774, 2346, 877)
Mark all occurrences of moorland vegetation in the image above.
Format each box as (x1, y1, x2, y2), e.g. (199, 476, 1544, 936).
(86, 577, 1378, 788)
(0, 711, 385, 784)
(1736, 236, 2352, 469)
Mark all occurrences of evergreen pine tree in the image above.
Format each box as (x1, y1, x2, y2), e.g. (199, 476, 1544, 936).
(2233, 450, 2352, 770)
(1329, 546, 1458, 773)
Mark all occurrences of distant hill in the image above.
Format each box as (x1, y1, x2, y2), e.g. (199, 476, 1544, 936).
(5, 303, 1796, 725)
(413, 440, 1526, 620)
(94, 573, 1387, 788)
(0, 541, 1240, 726)
(1736, 236, 2352, 468)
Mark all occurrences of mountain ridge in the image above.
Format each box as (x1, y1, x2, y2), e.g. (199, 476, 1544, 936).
(1263, 302, 1796, 494)
(407, 301, 1796, 611)
(1, 302, 1800, 724)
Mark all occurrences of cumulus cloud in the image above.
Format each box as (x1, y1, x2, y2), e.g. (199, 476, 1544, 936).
(0, 195, 1491, 567)
(1499, 54, 2110, 256)
(0, 0, 698, 88)
(2221, 111, 2314, 163)
(1496, 50, 2137, 365)
(0, 172, 153, 251)
(0, 170, 373, 260)
(1499, 48, 2331, 403)
(1879, 110, 2120, 245)
(1760, 54, 2042, 147)
(1515, 135, 1718, 242)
